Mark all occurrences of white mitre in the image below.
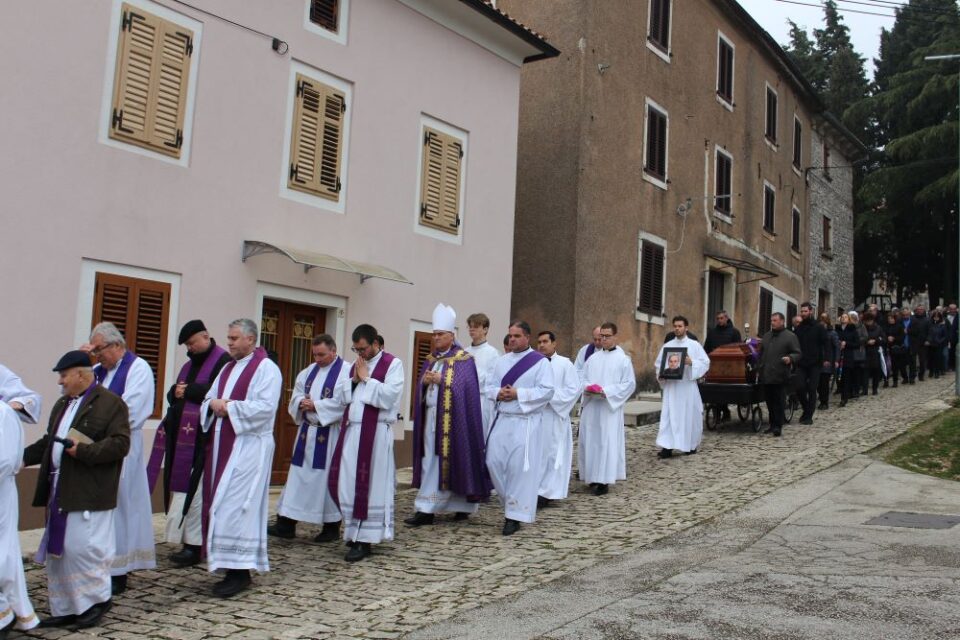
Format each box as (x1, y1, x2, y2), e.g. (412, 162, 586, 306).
(432, 303, 456, 333)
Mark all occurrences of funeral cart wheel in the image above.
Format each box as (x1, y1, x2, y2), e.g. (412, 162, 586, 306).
(751, 406, 763, 432)
(737, 404, 750, 422)
(784, 394, 797, 424)
(705, 405, 720, 431)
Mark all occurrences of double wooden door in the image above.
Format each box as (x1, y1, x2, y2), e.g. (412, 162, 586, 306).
(261, 299, 326, 485)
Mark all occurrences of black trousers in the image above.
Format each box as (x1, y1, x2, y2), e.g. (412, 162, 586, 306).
(892, 352, 908, 383)
(762, 383, 786, 432)
(928, 345, 944, 377)
(908, 347, 926, 381)
(796, 364, 820, 420)
(862, 366, 881, 393)
(818, 372, 832, 408)
(842, 364, 861, 401)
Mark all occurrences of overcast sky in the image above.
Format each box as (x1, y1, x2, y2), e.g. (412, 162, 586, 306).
(736, 0, 895, 76)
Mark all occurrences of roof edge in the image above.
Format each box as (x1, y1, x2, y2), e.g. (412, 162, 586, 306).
(459, 0, 560, 63)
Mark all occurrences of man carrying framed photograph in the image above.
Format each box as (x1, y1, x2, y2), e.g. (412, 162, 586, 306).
(655, 316, 711, 458)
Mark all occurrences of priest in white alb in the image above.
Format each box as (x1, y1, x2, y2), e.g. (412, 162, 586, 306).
(573, 325, 602, 375)
(655, 315, 711, 458)
(485, 320, 554, 536)
(328, 324, 404, 563)
(83, 322, 156, 595)
(0, 401, 38, 635)
(535, 330, 580, 507)
(0, 363, 42, 424)
(200, 319, 282, 598)
(464, 312, 499, 438)
(268, 333, 348, 543)
(579, 322, 636, 496)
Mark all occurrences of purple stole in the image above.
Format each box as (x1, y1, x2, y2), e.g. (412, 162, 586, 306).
(201, 347, 267, 551)
(291, 357, 343, 469)
(35, 381, 98, 562)
(146, 344, 227, 493)
(328, 352, 395, 521)
(584, 343, 596, 362)
(487, 350, 545, 441)
(95, 349, 137, 394)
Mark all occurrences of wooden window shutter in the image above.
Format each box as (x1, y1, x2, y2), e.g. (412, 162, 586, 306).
(92, 272, 170, 418)
(649, 0, 669, 50)
(763, 186, 775, 232)
(718, 39, 733, 102)
(409, 331, 434, 417)
(419, 127, 463, 234)
(791, 208, 801, 251)
(638, 240, 665, 316)
(793, 118, 802, 168)
(715, 152, 731, 214)
(645, 107, 666, 180)
(310, 0, 339, 32)
(288, 74, 345, 201)
(110, 3, 192, 157)
(765, 88, 777, 141)
(758, 288, 773, 336)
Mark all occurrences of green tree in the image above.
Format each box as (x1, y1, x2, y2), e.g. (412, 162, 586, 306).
(785, 19, 825, 92)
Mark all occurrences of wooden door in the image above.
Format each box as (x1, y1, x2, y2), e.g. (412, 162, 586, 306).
(260, 299, 326, 485)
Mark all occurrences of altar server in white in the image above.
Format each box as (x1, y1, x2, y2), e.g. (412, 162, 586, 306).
(485, 321, 554, 535)
(268, 333, 348, 543)
(84, 322, 156, 595)
(655, 315, 711, 458)
(579, 322, 637, 496)
(0, 363, 42, 424)
(464, 312, 499, 437)
(201, 319, 282, 597)
(0, 402, 38, 634)
(535, 330, 580, 507)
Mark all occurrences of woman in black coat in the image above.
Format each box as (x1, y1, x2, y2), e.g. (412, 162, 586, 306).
(838, 312, 860, 407)
(861, 312, 884, 395)
(885, 311, 907, 386)
(929, 310, 948, 379)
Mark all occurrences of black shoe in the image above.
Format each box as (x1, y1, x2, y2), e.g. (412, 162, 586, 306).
(266, 516, 297, 539)
(38, 614, 77, 628)
(502, 519, 521, 536)
(839, 400, 847, 407)
(313, 522, 341, 543)
(657, 448, 673, 459)
(892, 381, 898, 388)
(169, 544, 201, 567)
(403, 512, 435, 527)
(592, 483, 609, 496)
(872, 389, 878, 395)
(537, 496, 552, 509)
(685, 449, 697, 455)
(212, 569, 251, 598)
(453, 512, 471, 521)
(345, 542, 371, 562)
(111, 574, 127, 595)
(75, 600, 112, 629)
(799, 418, 813, 425)
(817, 403, 828, 410)
(772, 430, 782, 437)
(883, 380, 889, 388)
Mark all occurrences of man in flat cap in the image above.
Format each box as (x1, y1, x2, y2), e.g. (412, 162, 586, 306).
(23, 351, 130, 629)
(147, 320, 231, 567)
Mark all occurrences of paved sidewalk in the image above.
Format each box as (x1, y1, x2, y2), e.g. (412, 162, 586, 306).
(14, 378, 954, 639)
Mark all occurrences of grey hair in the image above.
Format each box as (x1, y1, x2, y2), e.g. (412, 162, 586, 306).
(848, 311, 859, 322)
(229, 318, 259, 342)
(90, 322, 126, 348)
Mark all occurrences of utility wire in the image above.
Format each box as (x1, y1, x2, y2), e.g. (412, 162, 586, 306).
(836, 0, 956, 15)
(774, 0, 948, 23)
(160, 0, 289, 54)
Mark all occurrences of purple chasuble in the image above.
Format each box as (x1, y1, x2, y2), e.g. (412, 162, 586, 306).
(328, 352, 394, 521)
(486, 350, 545, 443)
(147, 344, 227, 493)
(291, 357, 343, 469)
(584, 343, 596, 362)
(411, 345, 491, 501)
(201, 347, 267, 553)
(35, 381, 98, 562)
(95, 349, 137, 394)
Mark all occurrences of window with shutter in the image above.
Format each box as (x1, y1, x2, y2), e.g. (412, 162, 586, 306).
(288, 74, 346, 202)
(717, 35, 734, 104)
(823, 144, 831, 179)
(644, 103, 668, 182)
(647, 0, 671, 53)
(419, 126, 464, 235)
(823, 215, 832, 252)
(637, 239, 665, 317)
(758, 288, 773, 336)
(793, 117, 802, 169)
(763, 183, 776, 233)
(110, 3, 193, 158)
(92, 272, 170, 418)
(786, 301, 798, 324)
(715, 149, 732, 215)
(765, 86, 778, 143)
(409, 331, 434, 417)
(309, 0, 339, 32)
(791, 207, 801, 251)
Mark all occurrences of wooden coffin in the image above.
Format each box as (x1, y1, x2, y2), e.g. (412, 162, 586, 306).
(705, 343, 753, 384)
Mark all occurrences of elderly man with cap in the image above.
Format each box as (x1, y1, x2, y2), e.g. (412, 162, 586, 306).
(80, 322, 155, 595)
(0, 364, 42, 424)
(22, 350, 130, 629)
(146, 320, 231, 567)
(406, 304, 491, 528)
(268, 333, 349, 543)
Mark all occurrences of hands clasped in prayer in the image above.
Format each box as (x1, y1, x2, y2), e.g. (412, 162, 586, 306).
(496, 384, 518, 402)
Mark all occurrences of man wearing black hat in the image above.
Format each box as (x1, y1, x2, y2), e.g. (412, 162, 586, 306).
(147, 320, 231, 567)
(22, 351, 130, 629)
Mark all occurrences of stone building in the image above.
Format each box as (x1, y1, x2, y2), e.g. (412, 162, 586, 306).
(498, 0, 864, 386)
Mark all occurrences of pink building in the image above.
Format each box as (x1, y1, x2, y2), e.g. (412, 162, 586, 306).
(0, 0, 557, 494)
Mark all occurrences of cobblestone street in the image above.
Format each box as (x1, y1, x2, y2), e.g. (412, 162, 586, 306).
(16, 378, 954, 640)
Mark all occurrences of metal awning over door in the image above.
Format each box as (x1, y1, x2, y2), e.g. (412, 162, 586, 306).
(705, 253, 777, 286)
(242, 240, 413, 285)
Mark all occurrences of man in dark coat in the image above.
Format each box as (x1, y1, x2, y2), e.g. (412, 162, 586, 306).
(703, 310, 742, 421)
(793, 302, 831, 424)
(758, 313, 801, 437)
(907, 304, 931, 382)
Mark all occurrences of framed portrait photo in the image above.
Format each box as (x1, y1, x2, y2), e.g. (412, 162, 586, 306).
(659, 347, 687, 380)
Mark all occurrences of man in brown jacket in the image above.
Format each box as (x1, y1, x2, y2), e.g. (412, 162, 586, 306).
(23, 350, 130, 630)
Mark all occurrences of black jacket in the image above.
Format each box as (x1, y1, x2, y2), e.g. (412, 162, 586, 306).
(885, 321, 905, 348)
(838, 324, 860, 357)
(704, 323, 742, 353)
(758, 328, 801, 384)
(907, 312, 931, 351)
(794, 318, 829, 367)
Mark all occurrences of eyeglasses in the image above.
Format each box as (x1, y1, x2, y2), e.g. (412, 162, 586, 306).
(91, 343, 118, 356)
(351, 345, 370, 354)
(599, 334, 614, 339)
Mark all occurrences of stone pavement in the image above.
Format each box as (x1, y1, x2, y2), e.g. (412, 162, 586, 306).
(14, 378, 954, 640)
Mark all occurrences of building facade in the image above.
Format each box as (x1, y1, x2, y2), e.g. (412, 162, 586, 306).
(499, 0, 863, 387)
(0, 0, 556, 486)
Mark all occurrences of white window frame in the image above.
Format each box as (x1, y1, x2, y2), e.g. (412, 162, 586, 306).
(792, 114, 803, 175)
(97, 0, 203, 167)
(645, 0, 673, 64)
(635, 231, 667, 325)
(714, 145, 734, 223)
(762, 179, 776, 235)
(716, 30, 735, 111)
(642, 97, 669, 190)
(279, 60, 354, 214)
(303, 0, 349, 46)
(764, 82, 778, 151)
(790, 205, 802, 254)
(413, 114, 469, 246)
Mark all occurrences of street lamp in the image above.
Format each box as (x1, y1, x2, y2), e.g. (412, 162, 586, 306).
(924, 54, 960, 396)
